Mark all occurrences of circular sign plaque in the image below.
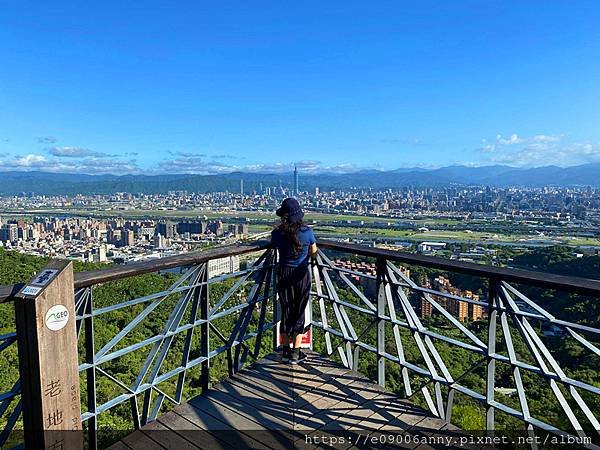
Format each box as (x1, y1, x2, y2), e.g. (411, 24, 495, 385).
(45, 304, 70, 331)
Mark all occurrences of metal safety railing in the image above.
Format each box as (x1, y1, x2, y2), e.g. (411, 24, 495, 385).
(0, 239, 599, 448)
(311, 240, 600, 448)
(0, 241, 276, 449)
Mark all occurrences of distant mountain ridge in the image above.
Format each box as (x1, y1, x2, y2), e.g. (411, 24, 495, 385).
(0, 163, 599, 195)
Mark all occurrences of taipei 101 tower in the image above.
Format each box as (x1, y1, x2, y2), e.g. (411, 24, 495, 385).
(293, 165, 299, 197)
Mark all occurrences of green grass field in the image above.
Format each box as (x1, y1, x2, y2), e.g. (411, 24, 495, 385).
(313, 225, 600, 246)
(2, 207, 384, 222)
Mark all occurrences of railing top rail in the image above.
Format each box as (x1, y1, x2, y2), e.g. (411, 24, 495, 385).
(0, 240, 270, 303)
(319, 239, 600, 297)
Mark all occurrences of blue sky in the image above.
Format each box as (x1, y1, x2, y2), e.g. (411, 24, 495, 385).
(1, 1, 600, 175)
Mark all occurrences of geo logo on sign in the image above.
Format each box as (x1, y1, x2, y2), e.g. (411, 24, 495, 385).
(44, 304, 70, 331)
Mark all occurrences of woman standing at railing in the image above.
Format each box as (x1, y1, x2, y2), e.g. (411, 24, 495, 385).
(271, 197, 318, 364)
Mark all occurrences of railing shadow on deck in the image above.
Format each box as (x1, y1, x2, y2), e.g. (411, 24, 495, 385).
(0, 238, 599, 449)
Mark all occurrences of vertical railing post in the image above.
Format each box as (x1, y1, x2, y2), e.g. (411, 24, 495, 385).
(486, 278, 499, 436)
(200, 261, 210, 393)
(376, 256, 386, 387)
(14, 260, 83, 450)
(83, 287, 98, 450)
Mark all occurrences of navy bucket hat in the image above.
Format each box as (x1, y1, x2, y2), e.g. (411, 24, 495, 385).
(276, 197, 304, 223)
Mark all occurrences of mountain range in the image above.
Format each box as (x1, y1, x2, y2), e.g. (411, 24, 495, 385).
(0, 163, 598, 195)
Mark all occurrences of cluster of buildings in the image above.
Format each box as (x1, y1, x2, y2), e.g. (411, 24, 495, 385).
(300, 186, 598, 220)
(0, 216, 250, 264)
(421, 275, 486, 322)
(2, 184, 599, 223)
(331, 259, 485, 323)
(332, 258, 411, 297)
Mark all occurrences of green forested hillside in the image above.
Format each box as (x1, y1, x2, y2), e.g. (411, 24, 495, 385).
(0, 249, 274, 448)
(1, 247, 599, 448)
(512, 246, 600, 280)
(0, 247, 109, 285)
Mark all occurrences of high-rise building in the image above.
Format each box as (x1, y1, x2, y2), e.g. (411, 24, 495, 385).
(293, 165, 299, 196)
(227, 223, 249, 237)
(156, 221, 176, 238)
(92, 245, 108, 263)
(240, 179, 244, 195)
(121, 230, 135, 247)
(154, 234, 166, 249)
(0, 224, 18, 243)
(208, 220, 224, 236)
(208, 256, 240, 278)
(177, 220, 206, 235)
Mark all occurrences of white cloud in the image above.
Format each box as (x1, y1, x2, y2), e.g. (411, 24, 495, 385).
(37, 136, 57, 144)
(480, 134, 563, 153)
(380, 137, 422, 145)
(531, 134, 561, 143)
(77, 158, 141, 174)
(0, 153, 141, 174)
(153, 156, 377, 175)
(48, 147, 111, 158)
(211, 154, 239, 160)
(158, 154, 234, 174)
(294, 160, 321, 171)
(496, 134, 523, 145)
(477, 133, 600, 167)
(1, 154, 75, 172)
(13, 154, 48, 167)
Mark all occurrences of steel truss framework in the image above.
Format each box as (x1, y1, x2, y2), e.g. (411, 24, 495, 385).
(310, 250, 600, 449)
(0, 248, 278, 450)
(0, 244, 599, 449)
(0, 331, 20, 448)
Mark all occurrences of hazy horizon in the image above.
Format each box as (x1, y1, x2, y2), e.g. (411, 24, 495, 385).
(2, 160, 600, 178)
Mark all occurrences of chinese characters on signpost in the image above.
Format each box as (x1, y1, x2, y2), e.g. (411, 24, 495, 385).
(15, 260, 83, 450)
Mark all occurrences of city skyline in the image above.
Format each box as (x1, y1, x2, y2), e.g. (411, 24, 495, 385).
(2, 2, 600, 175)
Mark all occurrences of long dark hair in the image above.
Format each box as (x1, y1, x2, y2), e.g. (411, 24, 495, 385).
(277, 216, 305, 255)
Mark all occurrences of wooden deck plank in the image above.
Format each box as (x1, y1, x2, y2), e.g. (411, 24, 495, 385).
(105, 441, 132, 450)
(293, 379, 382, 430)
(244, 362, 347, 393)
(210, 352, 353, 428)
(120, 430, 166, 450)
(230, 361, 337, 400)
(321, 392, 390, 431)
(189, 392, 274, 429)
(302, 381, 389, 432)
(209, 383, 295, 427)
(158, 410, 236, 449)
(189, 387, 306, 444)
(174, 403, 269, 450)
(115, 351, 472, 450)
(231, 368, 304, 397)
(291, 369, 381, 428)
(183, 394, 297, 449)
(298, 387, 425, 449)
(142, 420, 202, 450)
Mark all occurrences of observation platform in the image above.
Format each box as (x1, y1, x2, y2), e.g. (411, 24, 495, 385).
(109, 352, 469, 450)
(2, 239, 598, 450)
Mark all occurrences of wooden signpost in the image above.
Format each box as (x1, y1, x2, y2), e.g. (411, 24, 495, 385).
(15, 260, 83, 450)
